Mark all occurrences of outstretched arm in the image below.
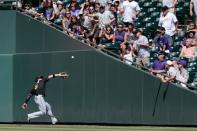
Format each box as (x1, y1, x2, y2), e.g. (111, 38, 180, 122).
(47, 72, 69, 80)
(21, 91, 34, 109)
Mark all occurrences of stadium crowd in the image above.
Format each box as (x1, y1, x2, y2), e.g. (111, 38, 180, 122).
(18, 0, 197, 88)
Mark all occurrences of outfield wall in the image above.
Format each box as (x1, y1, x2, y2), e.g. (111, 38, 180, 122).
(1, 11, 197, 125)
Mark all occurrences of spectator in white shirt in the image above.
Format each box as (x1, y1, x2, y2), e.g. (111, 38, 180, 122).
(96, 5, 115, 29)
(159, 6, 178, 37)
(134, 29, 150, 67)
(121, 0, 140, 27)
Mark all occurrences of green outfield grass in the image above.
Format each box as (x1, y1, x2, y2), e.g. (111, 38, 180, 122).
(0, 124, 197, 131)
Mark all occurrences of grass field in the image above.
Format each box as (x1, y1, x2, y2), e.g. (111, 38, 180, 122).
(0, 124, 197, 131)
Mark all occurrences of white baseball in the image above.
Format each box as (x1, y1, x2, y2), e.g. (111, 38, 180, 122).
(71, 56, 75, 59)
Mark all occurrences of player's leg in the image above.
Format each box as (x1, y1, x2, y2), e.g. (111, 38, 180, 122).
(45, 101, 58, 124)
(27, 95, 47, 120)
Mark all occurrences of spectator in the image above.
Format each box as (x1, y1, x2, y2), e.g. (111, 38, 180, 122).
(70, 3, 80, 16)
(181, 31, 197, 47)
(54, 1, 66, 25)
(84, 16, 100, 44)
(180, 38, 197, 59)
(190, 0, 197, 24)
(98, 26, 114, 48)
(79, 0, 91, 14)
(43, 0, 55, 21)
(187, 21, 197, 38)
(121, 0, 140, 26)
(162, 60, 177, 83)
(123, 47, 134, 65)
(161, 0, 177, 13)
(125, 23, 136, 55)
(176, 60, 189, 86)
(149, 52, 166, 76)
(125, 23, 136, 44)
(96, 5, 115, 29)
(110, 4, 118, 27)
(62, 11, 71, 33)
(153, 27, 172, 52)
(68, 16, 80, 33)
(113, 23, 127, 55)
(159, 6, 178, 37)
(134, 29, 150, 67)
(95, 2, 101, 13)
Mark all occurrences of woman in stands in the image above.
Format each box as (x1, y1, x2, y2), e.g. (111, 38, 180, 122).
(62, 11, 71, 33)
(43, 0, 55, 21)
(98, 26, 114, 48)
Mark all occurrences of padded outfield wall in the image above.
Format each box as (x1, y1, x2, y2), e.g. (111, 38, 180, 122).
(1, 11, 197, 125)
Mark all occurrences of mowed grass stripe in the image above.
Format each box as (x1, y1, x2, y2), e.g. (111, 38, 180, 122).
(0, 125, 197, 131)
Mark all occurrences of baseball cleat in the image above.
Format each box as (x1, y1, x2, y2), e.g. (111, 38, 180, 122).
(52, 117, 58, 125)
(27, 115, 30, 123)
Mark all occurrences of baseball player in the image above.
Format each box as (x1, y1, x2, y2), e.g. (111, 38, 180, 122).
(21, 72, 69, 124)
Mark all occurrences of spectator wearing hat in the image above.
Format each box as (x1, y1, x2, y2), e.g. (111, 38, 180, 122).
(176, 60, 189, 85)
(121, 0, 140, 26)
(162, 60, 178, 83)
(161, 0, 177, 13)
(153, 27, 173, 52)
(149, 52, 166, 76)
(134, 29, 150, 67)
(159, 6, 178, 37)
(54, 1, 66, 25)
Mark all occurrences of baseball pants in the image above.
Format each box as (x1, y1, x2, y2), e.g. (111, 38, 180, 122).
(27, 95, 57, 123)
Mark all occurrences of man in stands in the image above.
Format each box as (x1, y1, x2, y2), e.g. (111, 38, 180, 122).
(176, 60, 189, 87)
(162, 60, 177, 83)
(121, 0, 140, 27)
(96, 5, 115, 29)
(134, 29, 150, 67)
(149, 52, 166, 77)
(159, 6, 178, 38)
(153, 27, 173, 53)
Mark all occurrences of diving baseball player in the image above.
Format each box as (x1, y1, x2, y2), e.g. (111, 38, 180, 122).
(21, 72, 69, 124)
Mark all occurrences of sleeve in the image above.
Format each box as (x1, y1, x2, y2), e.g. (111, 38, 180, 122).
(109, 11, 114, 19)
(158, 14, 163, 26)
(143, 36, 149, 45)
(136, 3, 141, 12)
(151, 61, 156, 69)
(172, 13, 178, 23)
(24, 88, 35, 104)
(169, 68, 177, 77)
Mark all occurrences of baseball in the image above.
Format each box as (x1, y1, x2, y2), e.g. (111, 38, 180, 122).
(71, 56, 75, 59)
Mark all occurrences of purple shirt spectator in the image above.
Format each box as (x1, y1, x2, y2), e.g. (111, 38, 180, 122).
(152, 59, 166, 70)
(114, 30, 126, 45)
